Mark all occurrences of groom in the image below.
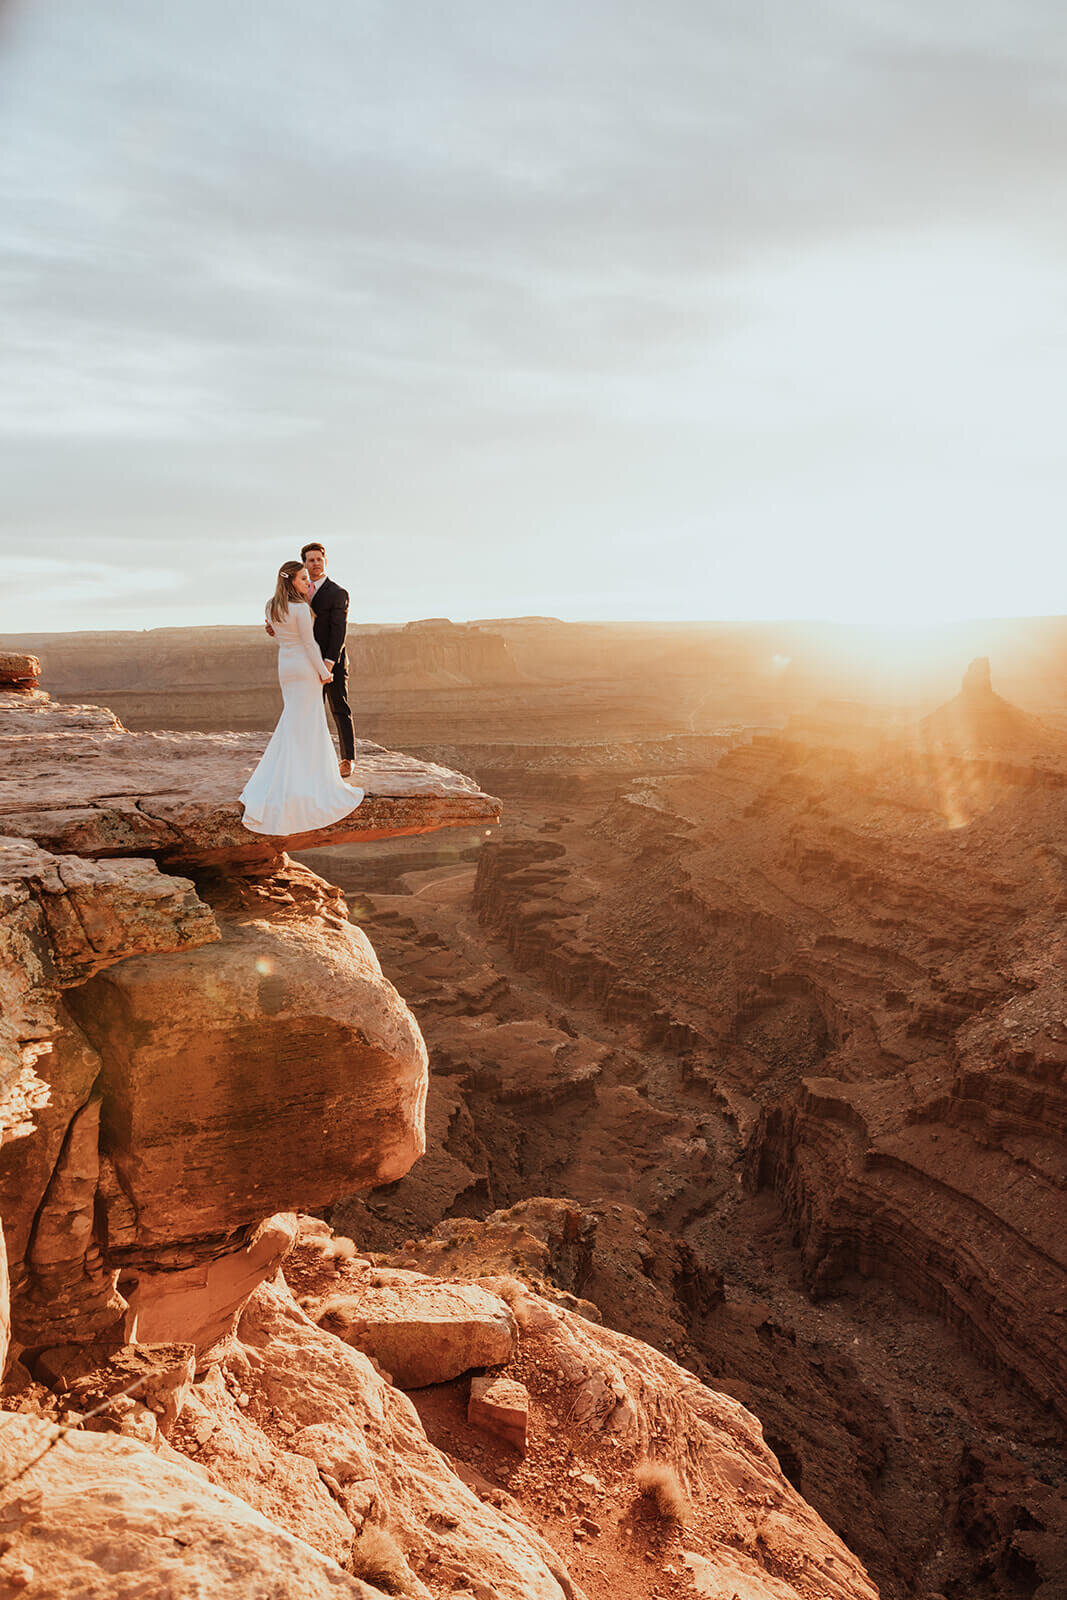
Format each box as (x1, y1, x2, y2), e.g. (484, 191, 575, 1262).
(302, 542, 355, 777)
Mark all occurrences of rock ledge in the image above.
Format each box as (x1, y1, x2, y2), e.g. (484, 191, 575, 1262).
(0, 691, 502, 866)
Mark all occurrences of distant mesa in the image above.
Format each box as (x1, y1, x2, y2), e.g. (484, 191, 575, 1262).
(470, 615, 564, 627)
(920, 656, 1067, 754)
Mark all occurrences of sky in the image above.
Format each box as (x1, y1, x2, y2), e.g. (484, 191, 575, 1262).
(1, 0, 1065, 632)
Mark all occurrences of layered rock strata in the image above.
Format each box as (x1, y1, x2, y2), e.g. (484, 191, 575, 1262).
(0, 681, 501, 1349)
(0, 652, 40, 694)
(0, 675, 886, 1599)
(322, 665, 1066, 1597)
(0, 690, 500, 867)
(469, 673, 1067, 1427)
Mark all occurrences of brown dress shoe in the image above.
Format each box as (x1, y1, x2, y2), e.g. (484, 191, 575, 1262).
(339, 759, 353, 778)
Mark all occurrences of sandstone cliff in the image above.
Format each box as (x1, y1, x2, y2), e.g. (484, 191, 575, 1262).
(0, 664, 503, 1353)
(0, 660, 878, 1600)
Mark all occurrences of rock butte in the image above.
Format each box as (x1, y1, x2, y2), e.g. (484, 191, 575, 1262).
(0, 661, 879, 1600)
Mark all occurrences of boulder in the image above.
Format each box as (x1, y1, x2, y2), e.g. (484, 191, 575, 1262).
(0, 652, 39, 691)
(469, 1373, 530, 1451)
(316, 1278, 516, 1388)
(66, 915, 427, 1258)
(0, 1413, 386, 1599)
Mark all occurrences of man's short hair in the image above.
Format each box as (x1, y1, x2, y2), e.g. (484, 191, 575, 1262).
(301, 542, 326, 560)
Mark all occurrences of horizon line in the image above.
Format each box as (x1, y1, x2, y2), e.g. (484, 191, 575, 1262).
(2, 612, 1067, 640)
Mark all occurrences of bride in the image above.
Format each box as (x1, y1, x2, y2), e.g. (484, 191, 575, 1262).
(240, 560, 365, 835)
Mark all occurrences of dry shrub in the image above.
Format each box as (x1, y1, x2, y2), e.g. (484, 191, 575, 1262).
(634, 1458, 688, 1522)
(485, 1274, 533, 1328)
(323, 1235, 357, 1263)
(351, 1526, 418, 1596)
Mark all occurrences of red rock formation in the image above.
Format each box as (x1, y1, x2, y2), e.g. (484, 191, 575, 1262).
(0, 678, 505, 1349)
(920, 654, 1067, 753)
(195, 1232, 877, 1600)
(0, 834, 221, 1342)
(0, 652, 40, 694)
(68, 904, 426, 1253)
(0, 691, 500, 869)
(0, 1411, 388, 1598)
(0, 672, 889, 1600)
(325, 661, 1066, 1597)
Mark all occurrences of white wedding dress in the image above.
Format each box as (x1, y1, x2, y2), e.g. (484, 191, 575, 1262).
(240, 601, 364, 835)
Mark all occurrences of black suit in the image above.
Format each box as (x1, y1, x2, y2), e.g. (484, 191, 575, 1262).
(310, 577, 355, 761)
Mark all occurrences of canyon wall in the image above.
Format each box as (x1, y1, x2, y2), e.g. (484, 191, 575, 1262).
(0, 656, 879, 1600)
(468, 678, 1067, 1422)
(320, 662, 1067, 1600)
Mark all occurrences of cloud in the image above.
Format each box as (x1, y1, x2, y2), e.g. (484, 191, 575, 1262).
(0, 0, 1065, 629)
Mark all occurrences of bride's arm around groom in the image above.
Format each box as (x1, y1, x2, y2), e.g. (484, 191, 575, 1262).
(293, 601, 334, 682)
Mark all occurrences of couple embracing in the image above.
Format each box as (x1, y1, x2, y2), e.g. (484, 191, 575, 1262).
(240, 542, 365, 836)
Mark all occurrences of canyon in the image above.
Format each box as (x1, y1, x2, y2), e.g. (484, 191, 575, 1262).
(0, 648, 881, 1600)
(0, 619, 1065, 1599)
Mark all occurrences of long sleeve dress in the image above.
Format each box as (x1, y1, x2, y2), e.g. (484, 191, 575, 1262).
(239, 601, 364, 835)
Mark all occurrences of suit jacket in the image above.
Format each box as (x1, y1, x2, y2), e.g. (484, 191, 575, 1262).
(310, 577, 349, 672)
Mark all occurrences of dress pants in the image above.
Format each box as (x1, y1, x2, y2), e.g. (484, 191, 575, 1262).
(323, 667, 355, 761)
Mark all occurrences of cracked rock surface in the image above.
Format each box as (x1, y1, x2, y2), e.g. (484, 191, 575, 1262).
(0, 690, 501, 867)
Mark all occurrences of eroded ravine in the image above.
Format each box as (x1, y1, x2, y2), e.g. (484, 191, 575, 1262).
(313, 681, 1067, 1600)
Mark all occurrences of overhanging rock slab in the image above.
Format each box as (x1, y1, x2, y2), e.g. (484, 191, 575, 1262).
(0, 692, 501, 867)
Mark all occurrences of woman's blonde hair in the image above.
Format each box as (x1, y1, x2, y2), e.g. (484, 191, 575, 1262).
(269, 560, 307, 624)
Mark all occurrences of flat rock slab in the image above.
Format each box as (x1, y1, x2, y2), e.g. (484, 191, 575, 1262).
(316, 1281, 516, 1388)
(0, 691, 501, 866)
(469, 1373, 530, 1451)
